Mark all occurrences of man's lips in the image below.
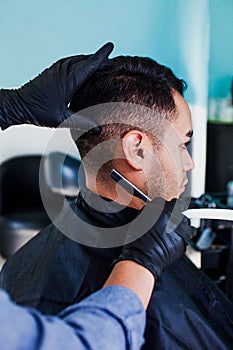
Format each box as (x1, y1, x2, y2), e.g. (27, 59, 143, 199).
(179, 178, 188, 192)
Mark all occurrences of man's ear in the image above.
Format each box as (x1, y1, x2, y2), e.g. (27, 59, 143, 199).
(121, 130, 146, 170)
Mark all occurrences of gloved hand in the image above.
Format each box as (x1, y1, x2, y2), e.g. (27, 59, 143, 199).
(0, 42, 113, 131)
(114, 197, 196, 279)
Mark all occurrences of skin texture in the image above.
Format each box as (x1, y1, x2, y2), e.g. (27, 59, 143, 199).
(104, 261, 155, 309)
(148, 91, 194, 201)
(86, 91, 194, 209)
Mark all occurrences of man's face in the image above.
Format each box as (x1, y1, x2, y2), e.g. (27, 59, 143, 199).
(146, 92, 194, 201)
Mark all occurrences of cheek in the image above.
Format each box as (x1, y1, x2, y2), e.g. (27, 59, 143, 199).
(158, 148, 183, 197)
(147, 146, 184, 200)
(160, 147, 180, 178)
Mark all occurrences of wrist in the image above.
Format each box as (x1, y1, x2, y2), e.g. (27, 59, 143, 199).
(104, 260, 155, 309)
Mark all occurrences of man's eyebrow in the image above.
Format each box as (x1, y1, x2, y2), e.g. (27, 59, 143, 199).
(186, 130, 193, 138)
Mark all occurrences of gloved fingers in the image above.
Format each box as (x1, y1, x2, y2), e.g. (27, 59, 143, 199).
(151, 198, 188, 235)
(142, 197, 186, 230)
(147, 197, 166, 211)
(146, 197, 187, 216)
(175, 223, 197, 244)
(143, 197, 195, 243)
(50, 54, 91, 68)
(27, 42, 113, 101)
(62, 109, 101, 134)
(54, 42, 113, 71)
(141, 198, 166, 228)
(60, 43, 114, 127)
(164, 198, 188, 213)
(68, 42, 114, 92)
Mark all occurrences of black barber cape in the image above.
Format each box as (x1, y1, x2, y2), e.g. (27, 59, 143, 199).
(1, 188, 233, 349)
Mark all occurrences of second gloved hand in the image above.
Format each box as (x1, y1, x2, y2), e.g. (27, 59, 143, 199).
(114, 197, 196, 279)
(0, 42, 113, 130)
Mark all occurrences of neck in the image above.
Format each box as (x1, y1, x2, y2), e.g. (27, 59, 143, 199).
(85, 177, 145, 210)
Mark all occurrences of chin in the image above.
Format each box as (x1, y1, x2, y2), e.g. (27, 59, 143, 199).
(164, 191, 180, 201)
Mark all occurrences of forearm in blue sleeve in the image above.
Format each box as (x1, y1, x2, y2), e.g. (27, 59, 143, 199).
(0, 286, 145, 350)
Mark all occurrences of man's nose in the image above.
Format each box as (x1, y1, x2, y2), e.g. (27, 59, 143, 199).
(183, 150, 195, 172)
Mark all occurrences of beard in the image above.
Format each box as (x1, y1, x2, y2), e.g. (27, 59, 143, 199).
(143, 147, 180, 201)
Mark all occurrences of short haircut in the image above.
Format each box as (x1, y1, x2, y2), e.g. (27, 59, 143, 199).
(70, 56, 187, 174)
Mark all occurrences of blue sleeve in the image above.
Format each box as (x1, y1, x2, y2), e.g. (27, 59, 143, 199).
(0, 286, 146, 350)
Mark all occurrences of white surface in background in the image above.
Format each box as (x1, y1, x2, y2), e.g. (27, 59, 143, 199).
(0, 125, 80, 164)
(184, 208, 233, 221)
(189, 104, 208, 198)
(186, 245, 201, 269)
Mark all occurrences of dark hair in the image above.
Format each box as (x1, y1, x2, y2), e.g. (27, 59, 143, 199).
(70, 56, 187, 169)
(70, 56, 186, 113)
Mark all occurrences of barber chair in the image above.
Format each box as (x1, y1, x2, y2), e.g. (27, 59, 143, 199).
(0, 153, 81, 259)
(43, 151, 81, 199)
(40, 151, 82, 223)
(0, 155, 51, 258)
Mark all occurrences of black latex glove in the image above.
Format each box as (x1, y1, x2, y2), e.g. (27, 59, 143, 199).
(114, 197, 196, 279)
(0, 42, 113, 131)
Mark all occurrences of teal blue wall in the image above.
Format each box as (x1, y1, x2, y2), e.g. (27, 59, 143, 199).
(0, 0, 232, 99)
(0, 0, 209, 107)
(0, 0, 159, 86)
(3, 0, 232, 196)
(209, 0, 233, 97)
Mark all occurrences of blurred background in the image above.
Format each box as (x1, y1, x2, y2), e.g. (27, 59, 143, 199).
(0, 0, 232, 197)
(0, 0, 232, 297)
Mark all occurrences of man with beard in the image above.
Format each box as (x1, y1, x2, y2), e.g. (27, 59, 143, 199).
(2, 55, 232, 349)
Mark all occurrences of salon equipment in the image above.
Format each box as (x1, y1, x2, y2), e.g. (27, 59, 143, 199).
(190, 194, 233, 299)
(205, 121, 233, 194)
(43, 152, 81, 198)
(0, 153, 81, 258)
(41, 152, 82, 221)
(0, 155, 50, 258)
(227, 180, 233, 208)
